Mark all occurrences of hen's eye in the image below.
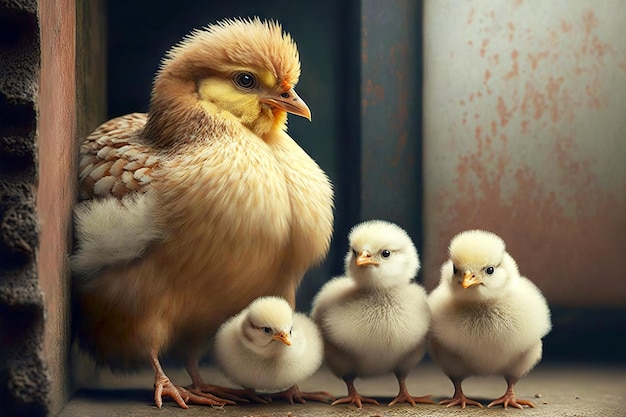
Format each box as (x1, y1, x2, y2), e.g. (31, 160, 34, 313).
(262, 327, 272, 334)
(381, 250, 391, 258)
(452, 265, 458, 275)
(234, 72, 257, 89)
(485, 266, 495, 275)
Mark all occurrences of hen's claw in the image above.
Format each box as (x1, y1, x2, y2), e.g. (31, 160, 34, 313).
(154, 375, 188, 409)
(269, 385, 335, 404)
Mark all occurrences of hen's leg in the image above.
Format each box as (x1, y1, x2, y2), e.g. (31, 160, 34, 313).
(331, 377, 379, 408)
(388, 374, 434, 406)
(440, 378, 483, 409)
(151, 351, 188, 409)
(488, 376, 535, 409)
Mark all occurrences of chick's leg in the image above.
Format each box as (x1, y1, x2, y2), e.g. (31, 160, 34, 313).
(487, 376, 535, 409)
(440, 378, 483, 409)
(331, 376, 379, 408)
(269, 384, 335, 404)
(388, 374, 434, 407)
(184, 356, 267, 404)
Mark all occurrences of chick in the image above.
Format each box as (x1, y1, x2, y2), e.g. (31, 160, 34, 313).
(428, 230, 551, 409)
(71, 18, 334, 409)
(214, 296, 333, 404)
(311, 220, 433, 408)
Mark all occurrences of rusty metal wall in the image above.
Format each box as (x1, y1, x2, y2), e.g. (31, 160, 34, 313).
(423, 1, 626, 307)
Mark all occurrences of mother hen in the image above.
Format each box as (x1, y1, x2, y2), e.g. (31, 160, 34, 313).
(71, 17, 334, 409)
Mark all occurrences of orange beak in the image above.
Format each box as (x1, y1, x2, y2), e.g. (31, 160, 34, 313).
(272, 331, 292, 346)
(355, 251, 379, 267)
(461, 271, 482, 289)
(260, 87, 311, 121)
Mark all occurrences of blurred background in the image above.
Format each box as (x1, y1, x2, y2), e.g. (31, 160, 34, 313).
(105, 0, 626, 363)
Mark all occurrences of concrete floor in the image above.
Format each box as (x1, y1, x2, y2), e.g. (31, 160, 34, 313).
(58, 363, 625, 417)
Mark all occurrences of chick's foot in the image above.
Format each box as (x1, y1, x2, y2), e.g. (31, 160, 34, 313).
(332, 380, 379, 408)
(269, 385, 335, 404)
(487, 388, 535, 409)
(440, 382, 483, 409)
(388, 377, 435, 407)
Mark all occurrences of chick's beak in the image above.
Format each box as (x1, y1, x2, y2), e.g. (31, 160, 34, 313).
(272, 331, 292, 346)
(355, 251, 379, 267)
(261, 88, 311, 121)
(461, 271, 482, 289)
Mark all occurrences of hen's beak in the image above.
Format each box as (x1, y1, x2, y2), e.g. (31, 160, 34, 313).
(461, 271, 482, 289)
(261, 88, 311, 121)
(356, 251, 379, 267)
(272, 331, 292, 346)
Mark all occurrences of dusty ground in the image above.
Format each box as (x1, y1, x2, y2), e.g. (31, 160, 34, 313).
(58, 362, 625, 417)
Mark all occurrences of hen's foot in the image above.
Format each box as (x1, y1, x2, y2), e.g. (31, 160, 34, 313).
(155, 376, 233, 408)
(187, 383, 265, 404)
(488, 392, 535, 409)
(389, 392, 434, 407)
(154, 374, 188, 409)
(269, 385, 335, 404)
(440, 392, 483, 409)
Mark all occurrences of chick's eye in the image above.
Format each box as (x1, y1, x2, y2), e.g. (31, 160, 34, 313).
(485, 266, 495, 275)
(261, 327, 272, 334)
(453, 265, 458, 275)
(381, 250, 391, 258)
(234, 72, 257, 89)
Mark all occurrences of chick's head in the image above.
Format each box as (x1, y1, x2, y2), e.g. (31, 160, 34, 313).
(345, 220, 420, 289)
(241, 296, 293, 352)
(145, 17, 309, 145)
(445, 230, 520, 301)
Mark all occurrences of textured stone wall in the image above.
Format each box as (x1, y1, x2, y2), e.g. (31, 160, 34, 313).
(0, 0, 50, 415)
(1, 0, 105, 415)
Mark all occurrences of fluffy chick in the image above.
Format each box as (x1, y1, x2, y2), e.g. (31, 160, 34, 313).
(71, 18, 334, 409)
(428, 230, 551, 409)
(311, 220, 433, 408)
(214, 296, 333, 404)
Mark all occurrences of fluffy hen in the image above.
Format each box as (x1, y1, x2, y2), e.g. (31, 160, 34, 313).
(71, 18, 334, 409)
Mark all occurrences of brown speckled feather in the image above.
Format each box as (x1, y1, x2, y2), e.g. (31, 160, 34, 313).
(78, 113, 160, 200)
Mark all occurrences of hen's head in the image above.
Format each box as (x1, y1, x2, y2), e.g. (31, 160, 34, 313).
(145, 18, 309, 146)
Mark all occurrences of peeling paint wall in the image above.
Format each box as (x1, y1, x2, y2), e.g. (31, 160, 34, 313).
(423, 1, 626, 306)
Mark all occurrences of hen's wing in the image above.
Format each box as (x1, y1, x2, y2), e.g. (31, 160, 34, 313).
(78, 113, 159, 201)
(73, 113, 164, 276)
